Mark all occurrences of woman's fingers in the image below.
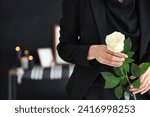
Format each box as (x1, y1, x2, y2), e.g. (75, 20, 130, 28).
(133, 76, 150, 94)
(141, 83, 150, 95)
(140, 80, 150, 94)
(132, 80, 150, 94)
(140, 75, 149, 87)
(113, 52, 128, 59)
(94, 45, 126, 67)
(106, 49, 128, 58)
(130, 73, 150, 95)
(105, 53, 125, 62)
(97, 57, 123, 67)
(140, 74, 146, 83)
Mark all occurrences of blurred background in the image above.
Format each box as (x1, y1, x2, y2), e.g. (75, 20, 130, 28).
(0, 0, 72, 100)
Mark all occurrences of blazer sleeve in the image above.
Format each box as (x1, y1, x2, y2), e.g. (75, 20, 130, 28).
(57, 0, 96, 68)
(141, 41, 150, 62)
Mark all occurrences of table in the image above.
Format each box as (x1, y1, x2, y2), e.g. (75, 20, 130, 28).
(8, 65, 74, 100)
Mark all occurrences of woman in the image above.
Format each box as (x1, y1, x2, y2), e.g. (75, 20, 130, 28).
(57, 0, 150, 100)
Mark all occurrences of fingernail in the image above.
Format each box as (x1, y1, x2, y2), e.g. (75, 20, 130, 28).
(125, 55, 128, 58)
(130, 85, 133, 88)
(130, 76, 136, 80)
(122, 58, 125, 61)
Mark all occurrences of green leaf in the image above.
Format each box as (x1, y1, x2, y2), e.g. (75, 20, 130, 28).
(132, 78, 140, 88)
(127, 51, 135, 58)
(120, 76, 128, 86)
(124, 37, 132, 53)
(101, 72, 120, 88)
(123, 61, 130, 73)
(125, 58, 134, 64)
(131, 63, 141, 77)
(101, 72, 114, 80)
(114, 67, 122, 76)
(115, 86, 123, 99)
(140, 62, 150, 75)
(104, 76, 120, 88)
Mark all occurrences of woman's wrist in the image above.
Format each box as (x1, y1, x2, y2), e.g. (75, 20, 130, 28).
(87, 45, 97, 60)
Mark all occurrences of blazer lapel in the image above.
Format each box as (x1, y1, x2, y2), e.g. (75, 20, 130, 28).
(138, 0, 150, 60)
(90, 0, 107, 44)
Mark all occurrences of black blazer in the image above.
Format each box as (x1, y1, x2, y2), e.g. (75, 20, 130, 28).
(57, 0, 150, 99)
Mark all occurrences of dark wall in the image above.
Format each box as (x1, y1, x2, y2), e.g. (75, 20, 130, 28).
(0, 0, 62, 99)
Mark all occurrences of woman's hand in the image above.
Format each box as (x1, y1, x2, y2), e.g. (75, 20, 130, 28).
(130, 66, 150, 95)
(87, 45, 128, 67)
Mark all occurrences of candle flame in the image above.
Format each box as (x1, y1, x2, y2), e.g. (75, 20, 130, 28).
(28, 55, 33, 60)
(15, 46, 20, 51)
(24, 50, 29, 55)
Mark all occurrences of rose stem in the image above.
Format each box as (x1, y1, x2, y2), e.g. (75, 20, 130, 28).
(120, 67, 137, 100)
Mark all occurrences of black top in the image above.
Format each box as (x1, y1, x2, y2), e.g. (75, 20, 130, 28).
(93, 0, 149, 100)
(105, 0, 140, 63)
(95, 0, 141, 83)
(59, 0, 150, 99)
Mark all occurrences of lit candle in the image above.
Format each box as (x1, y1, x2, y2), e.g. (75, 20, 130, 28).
(28, 55, 34, 69)
(24, 50, 29, 57)
(15, 46, 22, 67)
(15, 46, 22, 59)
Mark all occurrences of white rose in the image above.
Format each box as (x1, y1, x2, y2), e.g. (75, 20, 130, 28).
(106, 31, 125, 53)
